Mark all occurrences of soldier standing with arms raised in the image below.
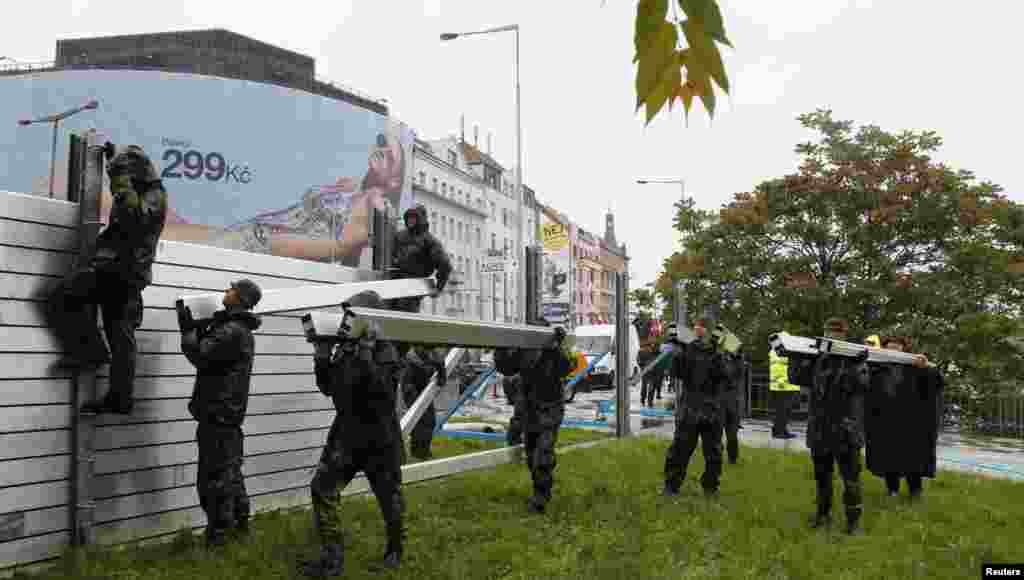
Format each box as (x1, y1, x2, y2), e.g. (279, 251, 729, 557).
(181, 279, 262, 548)
(787, 317, 870, 534)
(662, 318, 730, 498)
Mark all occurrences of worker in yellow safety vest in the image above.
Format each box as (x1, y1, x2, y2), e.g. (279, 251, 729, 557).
(769, 346, 801, 439)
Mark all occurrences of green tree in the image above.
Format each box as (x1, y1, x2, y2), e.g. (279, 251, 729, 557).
(655, 109, 1023, 400)
(633, 0, 732, 124)
(629, 287, 657, 316)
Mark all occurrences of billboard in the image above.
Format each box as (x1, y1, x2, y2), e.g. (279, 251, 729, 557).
(541, 215, 571, 324)
(0, 69, 414, 267)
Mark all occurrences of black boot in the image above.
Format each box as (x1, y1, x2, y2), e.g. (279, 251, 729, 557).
(845, 507, 863, 535)
(809, 499, 831, 528)
(369, 524, 403, 571)
(662, 481, 680, 497)
(298, 543, 344, 577)
(527, 494, 546, 514)
(81, 394, 133, 415)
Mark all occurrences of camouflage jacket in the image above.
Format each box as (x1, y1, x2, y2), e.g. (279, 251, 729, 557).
(92, 146, 168, 289)
(184, 308, 261, 426)
(671, 340, 731, 422)
(788, 353, 870, 454)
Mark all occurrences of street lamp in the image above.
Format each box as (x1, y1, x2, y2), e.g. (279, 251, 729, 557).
(442, 24, 524, 323)
(637, 178, 686, 201)
(18, 99, 99, 198)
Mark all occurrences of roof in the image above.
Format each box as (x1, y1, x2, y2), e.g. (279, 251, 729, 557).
(56, 28, 315, 64)
(459, 141, 505, 171)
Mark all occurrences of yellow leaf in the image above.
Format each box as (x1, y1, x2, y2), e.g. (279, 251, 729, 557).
(635, 21, 678, 110)
(634, 0, 670, 62)
(681, 18, 730, 93)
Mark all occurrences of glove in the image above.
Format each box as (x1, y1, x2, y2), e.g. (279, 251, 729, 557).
(175, 301, 195, 332)
(102, 141, 116, 161)
(854, 349, 869, 363)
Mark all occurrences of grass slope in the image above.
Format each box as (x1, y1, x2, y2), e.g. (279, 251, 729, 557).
(17, 434, 1023, 580)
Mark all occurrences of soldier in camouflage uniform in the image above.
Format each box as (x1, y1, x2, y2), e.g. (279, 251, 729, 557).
(181, 279, 262, 548)
(786, 317, 870, 534)
(663, 318, 730, 497)
(401, 346, 447, 461)
(50, 144, 167, 414)
(387, 204, 451, 315)
(493, 322, 574, 514)
(301, 291, 406, 576)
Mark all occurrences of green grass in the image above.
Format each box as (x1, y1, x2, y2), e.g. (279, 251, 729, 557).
(404, 426, 612, 463)
(16, 436, 1024, 580)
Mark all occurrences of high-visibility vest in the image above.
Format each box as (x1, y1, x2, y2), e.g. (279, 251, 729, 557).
(769, 350, 801, 392)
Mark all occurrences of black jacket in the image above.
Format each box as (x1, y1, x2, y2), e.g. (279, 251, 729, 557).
(184, 307, 261, 426)
(92, 146, 168, 289)
(391, 204, 452, 292)
(789, 352, 870, 454)
(671, 339, 730, 422)
(494, 346, 574, 407)
(314, 330, 402, 435)
(865, 363, 944, 477)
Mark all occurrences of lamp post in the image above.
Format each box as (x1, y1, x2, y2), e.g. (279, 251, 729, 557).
(18, 99, 99, 198)
(637, 178, 686, 203)
(442, 24, 524, 323)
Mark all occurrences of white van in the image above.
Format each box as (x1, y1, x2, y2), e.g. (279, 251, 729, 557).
(573, 324, 641, 390)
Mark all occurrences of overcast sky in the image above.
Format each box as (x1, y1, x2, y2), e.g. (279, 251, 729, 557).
(4, 0, 1022, 288)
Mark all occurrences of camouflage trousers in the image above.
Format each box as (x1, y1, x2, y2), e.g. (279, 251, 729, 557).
(310, 417, 405, 546)
(664, 414, 724, 493)
(196, 423, 250, 544)
(811, 447, 863, 515)
(523, 402, 565, 501)
(506, 382, 526, 445)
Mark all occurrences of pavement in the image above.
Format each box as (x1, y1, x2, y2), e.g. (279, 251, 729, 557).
(442, 382, 1024, 482)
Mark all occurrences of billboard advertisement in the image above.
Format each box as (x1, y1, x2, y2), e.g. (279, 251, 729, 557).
(0, 69, 414, 267)
(541, 215, 571, 324)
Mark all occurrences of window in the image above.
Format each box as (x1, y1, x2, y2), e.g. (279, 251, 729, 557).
(441, 216, 447, 237)
(418, 171, 426, 185)
(449, 217, 454, 238)
(458, 189, 463, 203)
(502, 209, 507, 227)
(476, 227, 481, 247)
(442, 183, 447, 196)
(431, 211, 438, 227)
(491, 233, 496, 250)
(490, 202, 496, 219)
(457, 221, 463, 242)
(432, 177, 438, 192)
(448, 150, 457, 166)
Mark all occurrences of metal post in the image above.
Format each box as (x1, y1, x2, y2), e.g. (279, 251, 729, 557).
(672, 281, 686, 396)
(49, 119, 60, 198)
(514, 27, 524, 324)
(71, 130, 104, 547)
(371, 205, 394, 274)
(524, 247, 536, 324)
(615, 272, 631, 437)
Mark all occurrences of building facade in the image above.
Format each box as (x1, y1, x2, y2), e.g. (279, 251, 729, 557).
(411, 136, 490, 321)
(574, 226, 602, 325)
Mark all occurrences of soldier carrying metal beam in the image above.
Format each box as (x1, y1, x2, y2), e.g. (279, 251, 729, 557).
(301, 290, 407, 576)
(493, 320, 575, 515)
(181, 278, 262, 549)
(49, 143, 168, 415)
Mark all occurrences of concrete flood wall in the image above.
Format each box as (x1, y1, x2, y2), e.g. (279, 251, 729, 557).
(0, 190, 382, 571)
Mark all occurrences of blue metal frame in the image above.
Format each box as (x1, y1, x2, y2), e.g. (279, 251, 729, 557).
(432, 367, 498, 434)
(566, 351, 610, 389)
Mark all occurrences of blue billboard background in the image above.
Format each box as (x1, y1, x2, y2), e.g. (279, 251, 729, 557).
(0, 69, 414, 265)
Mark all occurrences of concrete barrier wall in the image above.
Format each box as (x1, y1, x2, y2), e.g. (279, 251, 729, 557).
(0, 190, 382, 570)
